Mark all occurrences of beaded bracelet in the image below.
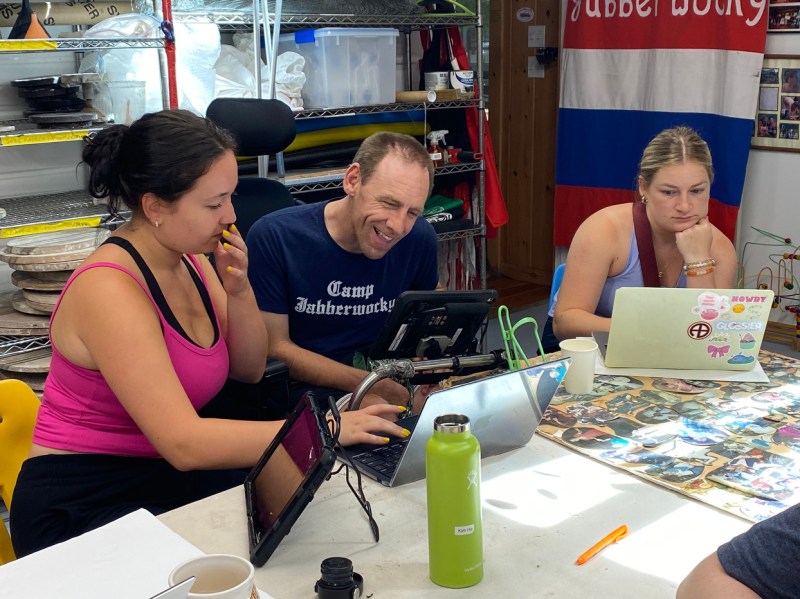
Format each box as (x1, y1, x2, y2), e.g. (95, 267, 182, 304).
(685, 265, 716, 277)
(683, 258, 716, 272)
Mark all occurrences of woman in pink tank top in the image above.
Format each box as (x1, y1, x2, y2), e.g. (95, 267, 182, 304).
(11, 110, 409, 557)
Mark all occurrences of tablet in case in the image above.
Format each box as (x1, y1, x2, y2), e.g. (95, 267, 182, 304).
(369, 289, 498, 360)
(244, 394, 336, 567)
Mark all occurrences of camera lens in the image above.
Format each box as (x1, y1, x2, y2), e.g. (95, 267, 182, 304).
(320, 557, 354, 587)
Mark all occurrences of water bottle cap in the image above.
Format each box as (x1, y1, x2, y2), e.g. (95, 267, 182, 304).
(433, 413, 470, 433)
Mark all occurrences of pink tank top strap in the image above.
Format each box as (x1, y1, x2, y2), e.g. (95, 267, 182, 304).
(50, 262, 162, 327)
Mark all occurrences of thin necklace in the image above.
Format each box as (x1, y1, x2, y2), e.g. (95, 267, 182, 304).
(657, 252, 680, 283)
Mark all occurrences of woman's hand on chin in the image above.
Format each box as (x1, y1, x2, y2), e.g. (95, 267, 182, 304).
(675, 216, 713, 262)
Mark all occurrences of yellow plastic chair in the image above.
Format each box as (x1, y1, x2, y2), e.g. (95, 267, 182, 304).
(0, 379, 40, 564)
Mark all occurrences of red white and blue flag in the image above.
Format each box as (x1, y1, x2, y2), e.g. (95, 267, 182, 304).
(553, 0, 768, 246)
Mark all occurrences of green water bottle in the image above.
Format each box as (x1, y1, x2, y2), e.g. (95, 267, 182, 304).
(426, 413, 483, 588)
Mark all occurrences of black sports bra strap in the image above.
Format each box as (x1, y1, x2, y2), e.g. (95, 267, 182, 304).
(182, 255, 218, 335)
(101, 237, 219, 346)
(103, 237, 167, 304)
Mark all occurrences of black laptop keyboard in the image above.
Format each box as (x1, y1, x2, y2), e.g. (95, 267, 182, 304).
(351, 441, 408, 475)
(348, 415, 419, 477)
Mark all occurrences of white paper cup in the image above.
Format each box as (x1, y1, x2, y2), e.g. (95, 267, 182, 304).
(169, 554, 255, 599)
(559, 338, 598, 395)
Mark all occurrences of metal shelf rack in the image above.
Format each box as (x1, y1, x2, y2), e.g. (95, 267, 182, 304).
(0, 336, 50, 359)
(295, 99, 479, 119)
(185, 1, 487, 290)
(173, 12, 477, 32)
(280, 160, 482, 194)
(0, 190, 115, 236)
(0, 37, 165, 53)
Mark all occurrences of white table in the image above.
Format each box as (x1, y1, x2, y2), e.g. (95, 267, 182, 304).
(158, 434, 751, 598)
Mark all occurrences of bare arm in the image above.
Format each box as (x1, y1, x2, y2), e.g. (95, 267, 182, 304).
(53, 270, 408, 472)
(677, 554, 759, 599)
(203, 226, 267, 383)
(676, 218, 737, 289)
(262, 311, 410, 404)
(553, 209, 626, 339)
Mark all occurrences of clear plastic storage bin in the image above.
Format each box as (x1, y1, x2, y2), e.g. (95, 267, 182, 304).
(278, 28, 399, 109)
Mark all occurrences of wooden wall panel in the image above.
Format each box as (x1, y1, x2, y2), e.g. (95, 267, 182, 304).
(488, 0, 560, 285)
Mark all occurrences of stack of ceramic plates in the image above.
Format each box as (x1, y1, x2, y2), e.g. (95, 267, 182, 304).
(0, 228, 110, 389)
(12, 75, 86, 115)
(0, 229, 110, 313)
(0, 288, 51, 391)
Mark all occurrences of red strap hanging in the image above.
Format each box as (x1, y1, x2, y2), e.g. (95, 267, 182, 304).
(420, 27, 509, 237)
(160, 0, 178, 109)
(632, 200, 661, 287)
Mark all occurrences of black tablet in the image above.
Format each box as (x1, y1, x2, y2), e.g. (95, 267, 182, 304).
(369, 289, 498, 360)
(244, 393, 336, 567)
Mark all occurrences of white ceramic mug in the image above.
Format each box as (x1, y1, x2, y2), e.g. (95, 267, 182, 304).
(169, 554, 255, 599)
(559, 338, 598, 395)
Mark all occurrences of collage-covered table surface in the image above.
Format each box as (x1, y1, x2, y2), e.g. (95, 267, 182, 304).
(538, 350, 800, 522)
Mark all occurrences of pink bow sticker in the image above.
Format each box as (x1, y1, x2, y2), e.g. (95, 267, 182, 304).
(707, 344, 731, 358)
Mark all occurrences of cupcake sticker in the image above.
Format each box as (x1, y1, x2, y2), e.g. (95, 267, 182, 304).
(740, 333, 756, 349)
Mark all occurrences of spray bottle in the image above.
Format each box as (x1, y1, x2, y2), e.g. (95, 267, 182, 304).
(427, 130, 449, 167)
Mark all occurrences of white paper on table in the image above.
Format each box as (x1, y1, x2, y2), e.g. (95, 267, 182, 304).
(569, 336, 772, 383)
(0, 509, 276, 599)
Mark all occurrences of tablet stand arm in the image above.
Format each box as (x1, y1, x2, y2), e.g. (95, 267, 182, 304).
(346, 353, 503, 411)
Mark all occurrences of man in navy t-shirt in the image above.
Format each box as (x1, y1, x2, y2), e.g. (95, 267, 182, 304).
(247, 132, 439, 408)
(678, 502, 800, 599)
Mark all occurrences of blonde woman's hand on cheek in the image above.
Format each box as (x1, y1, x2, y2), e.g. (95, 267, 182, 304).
(337, 404, 411, 446)
(214, 224, 251, 296)
(675, 216, 713, 262)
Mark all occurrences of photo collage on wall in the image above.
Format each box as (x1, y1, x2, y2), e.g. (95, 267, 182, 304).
(753, 56, 800, 151)
(769, 0, 800, 31)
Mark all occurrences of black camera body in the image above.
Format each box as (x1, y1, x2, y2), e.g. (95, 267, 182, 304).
(315, 557, 364, 599)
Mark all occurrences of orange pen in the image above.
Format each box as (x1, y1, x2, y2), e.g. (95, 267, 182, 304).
(575, 524, 629, 565)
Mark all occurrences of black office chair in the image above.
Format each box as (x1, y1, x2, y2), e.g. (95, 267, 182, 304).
(206, 97, 298, 238)
(202, 98, 298, 420)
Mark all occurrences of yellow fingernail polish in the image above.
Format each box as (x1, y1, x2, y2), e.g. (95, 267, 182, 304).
(226, 266, 233, 273)
(401, 429, 411, 438)
(230, 224, 238, 233)
(223, 242, 232, 250)
(382, 437, 391, 443)
(398, 406, 407, 412)
(222, 229, 231, 238)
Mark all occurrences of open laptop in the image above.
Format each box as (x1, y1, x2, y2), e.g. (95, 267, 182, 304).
(341, 358, 570, 487)
(595, 288, 774, 371)
(369, 289, 498, 360)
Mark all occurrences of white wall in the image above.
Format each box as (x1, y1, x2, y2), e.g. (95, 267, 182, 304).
(739, 34, 800, 326)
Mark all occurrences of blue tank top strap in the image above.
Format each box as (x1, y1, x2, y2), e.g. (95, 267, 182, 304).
(595, 230, 643, 317)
